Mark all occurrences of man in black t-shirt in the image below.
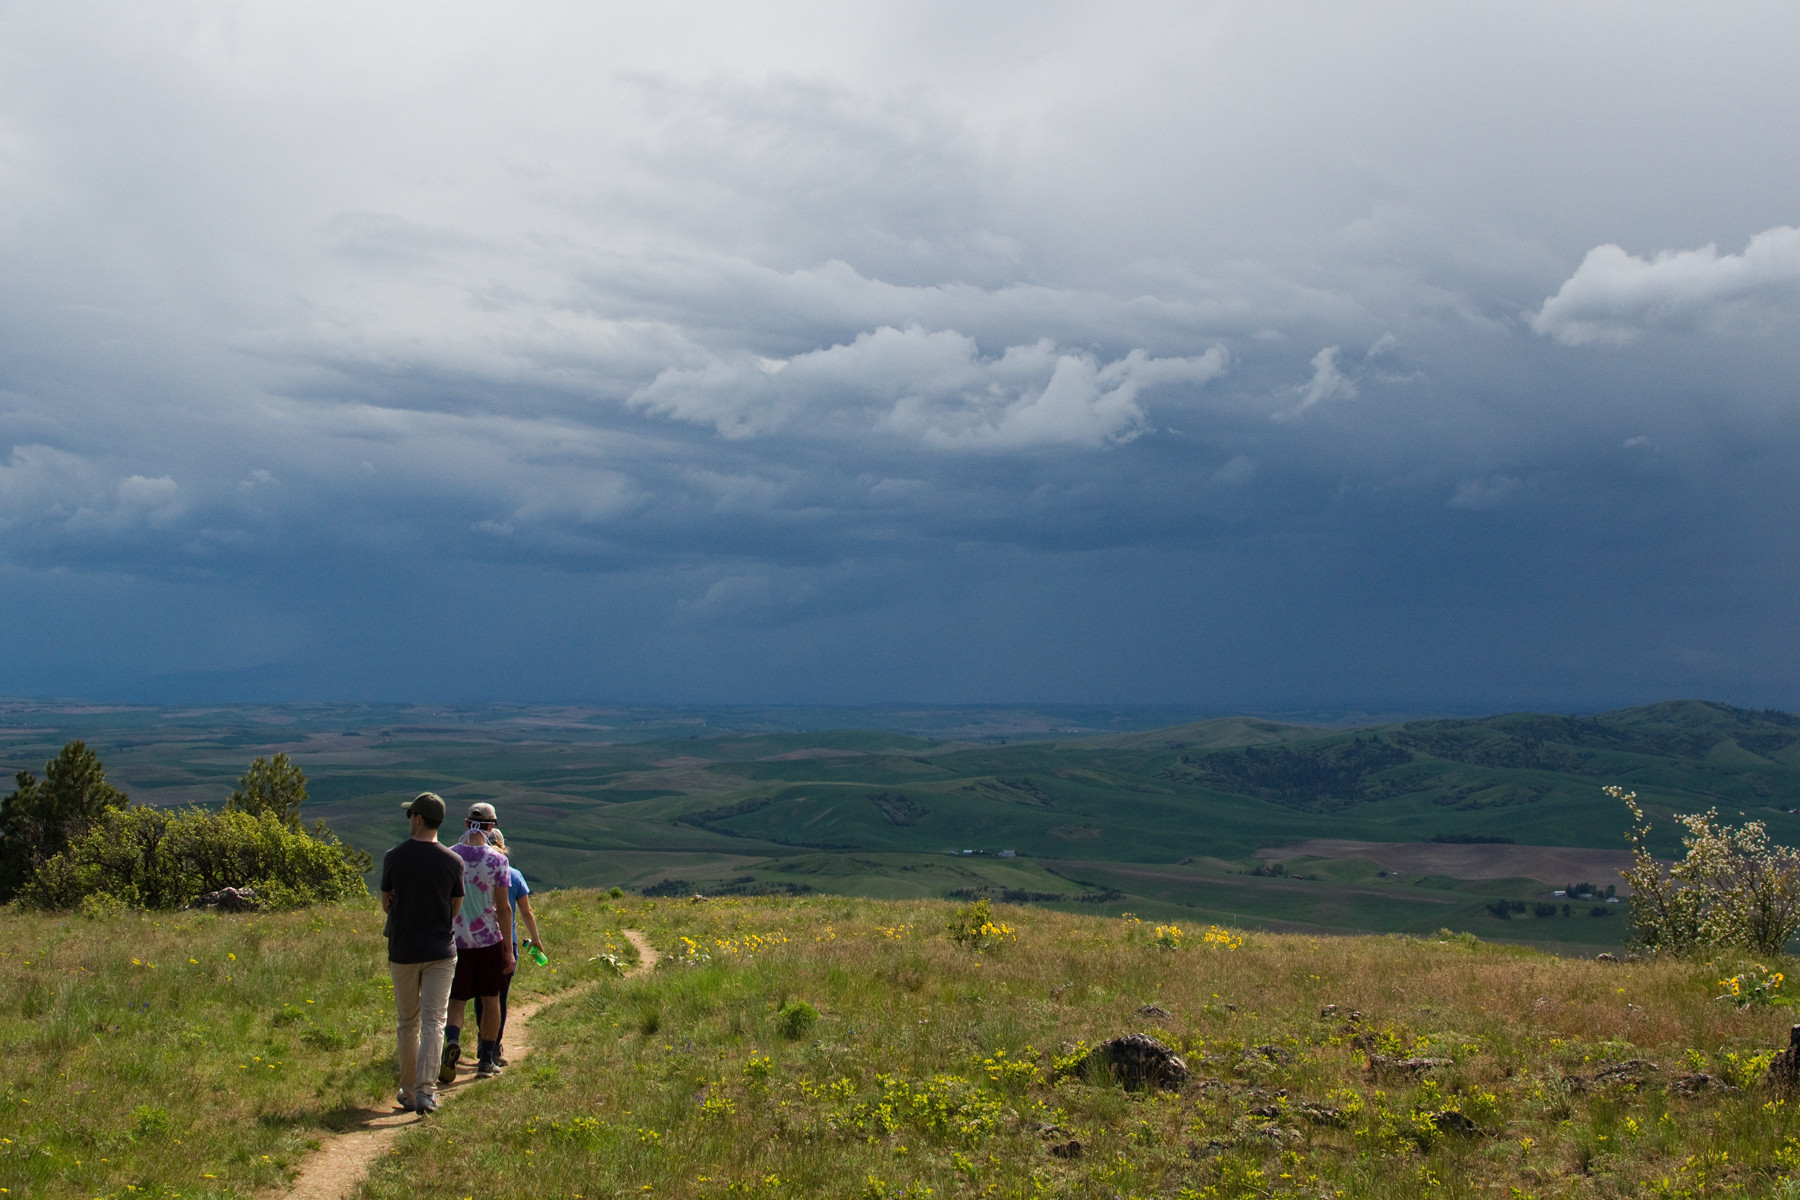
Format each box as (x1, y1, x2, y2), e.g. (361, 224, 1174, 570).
(380, 792, 464, 1114)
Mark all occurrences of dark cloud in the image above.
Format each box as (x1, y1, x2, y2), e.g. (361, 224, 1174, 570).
(2, 3, 1800, 707)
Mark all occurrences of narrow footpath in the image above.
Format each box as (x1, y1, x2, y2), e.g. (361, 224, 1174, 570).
(274, 929, 660, 1200)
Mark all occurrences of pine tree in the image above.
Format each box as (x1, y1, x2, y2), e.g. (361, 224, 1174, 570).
(0, 740, 129, 901)
(225, 753, 307, 829)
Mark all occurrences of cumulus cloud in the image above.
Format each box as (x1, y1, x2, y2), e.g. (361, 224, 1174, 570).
(1274, 347, 1359, 419)
(0, 445, 98, 530)
(1533, 226, 1800, 345)
(0, 447, 193, 546)
(629, 326, 1228, 450)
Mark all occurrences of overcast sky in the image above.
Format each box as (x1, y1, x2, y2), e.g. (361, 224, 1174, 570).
(3, 1, 1799, 711)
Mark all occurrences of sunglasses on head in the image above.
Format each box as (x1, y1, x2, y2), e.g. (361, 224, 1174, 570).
(466, 819, 496, 828)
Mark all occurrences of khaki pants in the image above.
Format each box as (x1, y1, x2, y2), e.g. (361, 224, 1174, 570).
(389, 956, 456, 1101)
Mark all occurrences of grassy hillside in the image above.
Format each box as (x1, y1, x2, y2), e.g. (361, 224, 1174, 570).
(6, 699, 1800, 944)
(0, 894, 635, 1199)
(10, 895, 1800, 1199)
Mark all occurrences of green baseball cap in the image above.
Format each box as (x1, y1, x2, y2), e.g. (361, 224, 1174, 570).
(402, 792, 447, 824)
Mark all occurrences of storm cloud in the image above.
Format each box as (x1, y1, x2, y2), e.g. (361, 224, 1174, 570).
(2, 2, 1800, 709)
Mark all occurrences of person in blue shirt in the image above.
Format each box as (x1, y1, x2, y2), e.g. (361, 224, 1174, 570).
(479, 828, 542, 1066)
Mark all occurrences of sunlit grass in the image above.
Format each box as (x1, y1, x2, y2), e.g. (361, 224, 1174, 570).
(0, 891, 631, 1199)
(11, 890, 1800, 1199)
(361, 895, 1800, 1200)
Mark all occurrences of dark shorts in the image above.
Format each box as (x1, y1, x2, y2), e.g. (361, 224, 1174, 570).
(449, 941, 507, 1000)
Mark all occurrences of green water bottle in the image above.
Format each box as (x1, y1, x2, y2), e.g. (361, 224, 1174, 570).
(523, 938, 549, 967)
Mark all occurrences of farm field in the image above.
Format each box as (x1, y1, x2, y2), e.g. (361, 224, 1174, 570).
(4, 698, 1800, 945)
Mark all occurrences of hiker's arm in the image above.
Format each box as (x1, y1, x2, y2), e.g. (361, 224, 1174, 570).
(380, 889, 393, 912)
(517, 892, 542, 948)
(494, 882, 515, 967)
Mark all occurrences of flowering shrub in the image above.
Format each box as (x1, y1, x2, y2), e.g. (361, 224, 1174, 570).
(946, 899, 1016, 951)
(1050, 1041, 1092, 1079)
(975, 1047, 1040, 1090)
(1717, 963, 1793, 1009)
(672, 930, 791, 963)
(714, 930, 789, 956)
(1202, 925, 1246, 950)
(1612, 785, 1800, 955)
(671, 935, 712, 965)
(837, 1073, 1005, 1142)
(1153, 924, 1184, 949)
(1716, 1048, 1780, 1089)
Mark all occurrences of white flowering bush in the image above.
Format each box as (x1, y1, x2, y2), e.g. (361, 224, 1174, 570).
(1612, 785, 1800, 956)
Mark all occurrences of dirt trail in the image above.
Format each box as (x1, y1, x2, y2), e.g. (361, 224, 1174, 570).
(274, 929, 659, 1200)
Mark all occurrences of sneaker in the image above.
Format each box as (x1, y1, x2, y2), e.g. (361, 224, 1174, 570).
(476, 1057, 501, 1078)
(414, 1092, 439, 1115)
(396, 1090, 415, 1112)
(438, 1041, 461, 1084)
(494, 1048, 509, 1067)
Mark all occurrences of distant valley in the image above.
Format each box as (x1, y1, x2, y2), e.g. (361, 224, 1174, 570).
(4, 698, 1797, 948)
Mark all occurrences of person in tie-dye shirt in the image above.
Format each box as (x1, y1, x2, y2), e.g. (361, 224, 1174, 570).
(439, 803, 514, 1081)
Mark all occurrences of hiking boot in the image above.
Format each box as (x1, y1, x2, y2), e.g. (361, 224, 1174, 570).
(414, 1092, 439, 1115)
(476, 1056, 501, 1078)
(494, 1047, 509, 1067)
(396, 1090, 415, 1113)
(438, 1040, 461, 1084)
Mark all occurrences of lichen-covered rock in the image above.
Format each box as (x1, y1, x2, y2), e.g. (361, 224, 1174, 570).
(190, 886, 257, 912)
(1560, 1058, 1662, 1093)
(1427, 1110, 1484, 1136)
(1296, 1103, 1346, 1127)
(1365, 1054, 1450, 1079)
(1674, 1072, 1740, 1095)
(1080, 1033, 1191, 1091)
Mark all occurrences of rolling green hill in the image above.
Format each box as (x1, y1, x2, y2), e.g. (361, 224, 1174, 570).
(5, 698, 1800, 946)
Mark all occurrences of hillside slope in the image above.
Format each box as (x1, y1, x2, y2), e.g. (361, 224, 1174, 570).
(8, 894, 1800, 1199)
(7, 699, 1800, 944)
(449, 699, 1800, 944)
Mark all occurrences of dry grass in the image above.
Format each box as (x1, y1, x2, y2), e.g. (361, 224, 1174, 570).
(355, 896, 1800, 1200)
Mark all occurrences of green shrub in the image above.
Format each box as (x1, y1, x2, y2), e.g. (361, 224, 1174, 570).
(776, 998, 818, 1039)
(131, 1103, 173, 1138)
(77, 891, 131, 920)
(18, 806, 369, 911)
